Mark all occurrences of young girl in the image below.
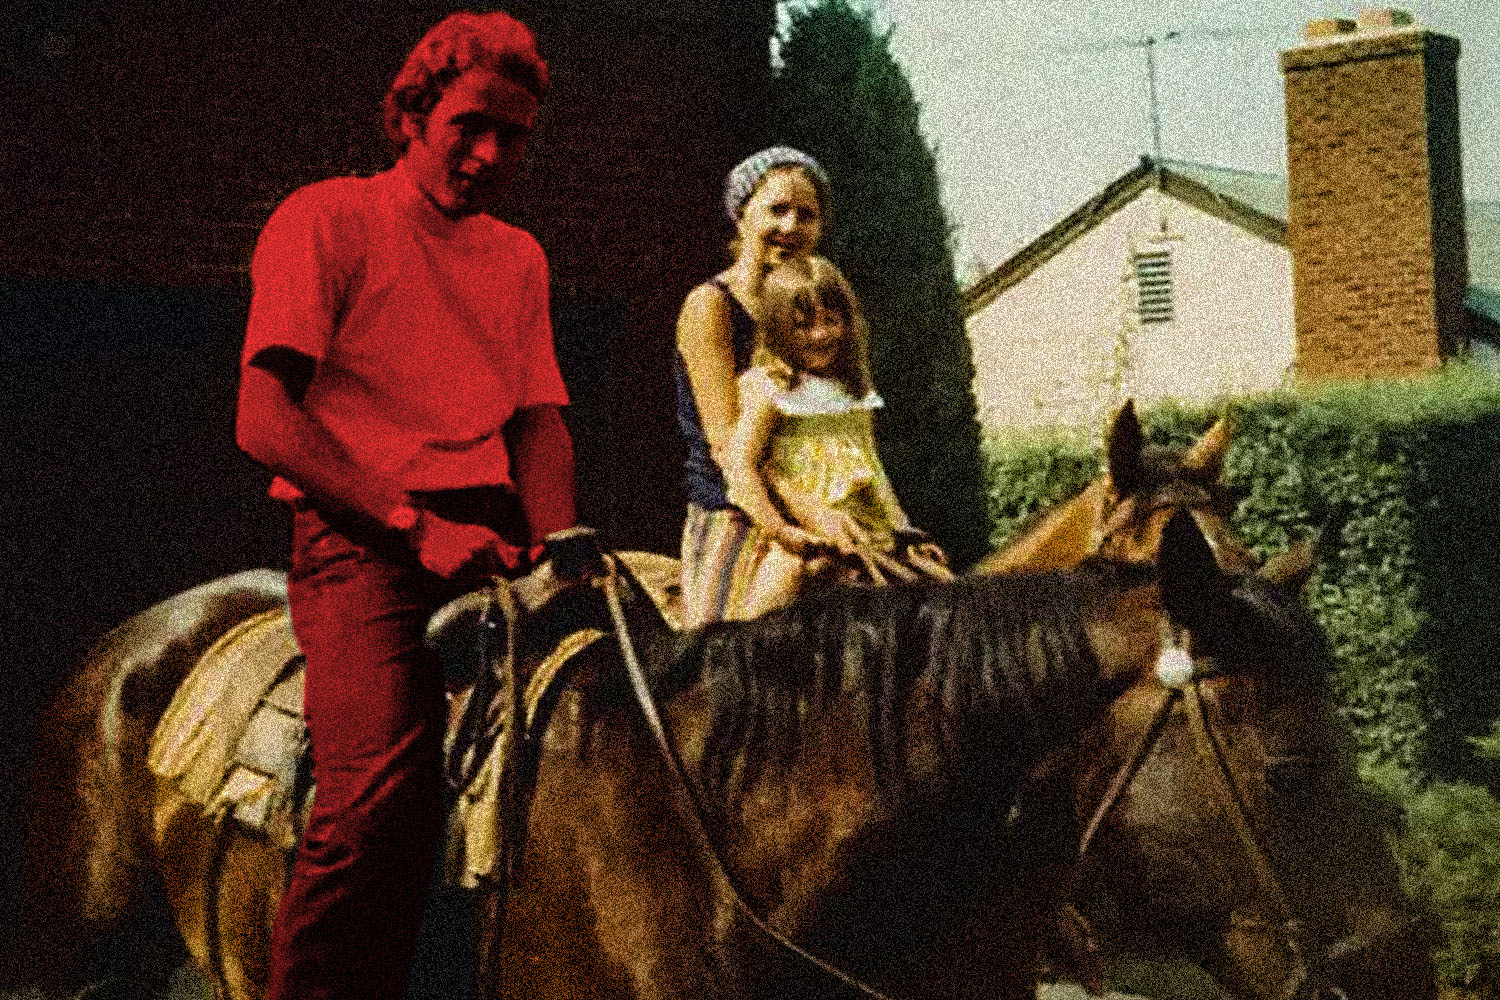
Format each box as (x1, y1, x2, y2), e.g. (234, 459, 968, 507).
(724, 256, 949, 617)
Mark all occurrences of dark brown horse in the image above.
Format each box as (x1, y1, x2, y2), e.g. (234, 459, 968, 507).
(8, 513, 1431, 999)
(481, 519, 1430, 1000)
(1065, 538, 1434, 1000)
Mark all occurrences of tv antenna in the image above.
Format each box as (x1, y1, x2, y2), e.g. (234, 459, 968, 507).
(1063, 27, 1271, 178)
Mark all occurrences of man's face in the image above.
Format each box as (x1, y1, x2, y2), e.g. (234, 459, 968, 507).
(401, 67, 535, 218)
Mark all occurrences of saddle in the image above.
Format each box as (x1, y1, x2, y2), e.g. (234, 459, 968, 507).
(146, 546, 683, 887)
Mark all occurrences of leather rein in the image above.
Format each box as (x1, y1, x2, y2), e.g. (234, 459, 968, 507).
(503, 517, 1364, 1000)
(594, 556, 908, 1000)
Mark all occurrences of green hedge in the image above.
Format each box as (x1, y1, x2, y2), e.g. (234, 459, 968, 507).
(1367, 746, 1500, 993)
(985, 366, 1500, 780)
(982, 365, 1500, 990)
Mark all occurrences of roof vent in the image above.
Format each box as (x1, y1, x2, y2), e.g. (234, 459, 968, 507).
(1134, 249, 1175, 325)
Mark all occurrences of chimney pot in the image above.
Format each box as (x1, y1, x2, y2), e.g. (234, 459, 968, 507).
(1357, 7, 1415, 29)
(1303, 18, 1357, 39)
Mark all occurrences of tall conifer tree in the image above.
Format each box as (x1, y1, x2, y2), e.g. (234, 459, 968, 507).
(773, 0, 991, 567)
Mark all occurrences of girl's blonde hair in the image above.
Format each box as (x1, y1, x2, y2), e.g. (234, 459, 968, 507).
(758, 256, 874, 397)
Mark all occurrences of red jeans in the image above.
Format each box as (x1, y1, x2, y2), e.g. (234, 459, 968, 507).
(266, 506, 479, 1000)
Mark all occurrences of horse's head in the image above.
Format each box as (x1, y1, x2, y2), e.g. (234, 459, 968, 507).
(976, 399, 1255, 576)
(1073, 515, 1435, 1000)
(1096, 399, 1255, 573)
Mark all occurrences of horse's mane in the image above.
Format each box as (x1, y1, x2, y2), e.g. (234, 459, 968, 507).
(662, 562, 1157, 809)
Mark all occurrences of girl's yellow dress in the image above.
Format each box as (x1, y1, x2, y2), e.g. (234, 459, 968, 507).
(722, 368, 927, 619)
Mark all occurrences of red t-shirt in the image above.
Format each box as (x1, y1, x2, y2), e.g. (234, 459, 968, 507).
(243, 163, 569, 502)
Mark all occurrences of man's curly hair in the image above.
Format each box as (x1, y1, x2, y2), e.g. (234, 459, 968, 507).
(382, 11, 549, 155)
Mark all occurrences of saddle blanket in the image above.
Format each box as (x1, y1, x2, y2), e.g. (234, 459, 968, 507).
(145, 551, 682, 887)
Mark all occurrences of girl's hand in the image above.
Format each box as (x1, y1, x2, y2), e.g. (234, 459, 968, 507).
(771, 523, 823, 556)
(910, 541, 948, 566)
(809, 511, 870, 556)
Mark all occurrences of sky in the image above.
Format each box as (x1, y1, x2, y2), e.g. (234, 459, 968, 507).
(869, 1, 1500, 280)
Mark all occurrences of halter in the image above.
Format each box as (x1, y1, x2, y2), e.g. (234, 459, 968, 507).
(1076, 624, 1349, 1000)
(1089, 479, 1229, 566)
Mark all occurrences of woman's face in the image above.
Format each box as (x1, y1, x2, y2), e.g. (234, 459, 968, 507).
(736, 168, 823, 269)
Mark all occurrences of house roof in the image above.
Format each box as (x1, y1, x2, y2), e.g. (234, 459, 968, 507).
(961, 156, 1500, 327)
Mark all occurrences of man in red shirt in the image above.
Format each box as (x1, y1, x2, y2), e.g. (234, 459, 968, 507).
(235, 12, 575, 999)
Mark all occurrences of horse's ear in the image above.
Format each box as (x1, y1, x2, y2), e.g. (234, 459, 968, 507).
(1159, 509, 1233, 629)
(1182, 415, 1232, 482)
(1106, 399, 1145, 498)
(1258, 537, 1316, 595)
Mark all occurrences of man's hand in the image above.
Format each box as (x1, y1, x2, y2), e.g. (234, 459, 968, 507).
(412, 513, 525, 579)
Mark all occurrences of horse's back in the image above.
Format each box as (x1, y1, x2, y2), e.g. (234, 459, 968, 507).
(48, 569, 290, 771)
(13, 569, 288, 988)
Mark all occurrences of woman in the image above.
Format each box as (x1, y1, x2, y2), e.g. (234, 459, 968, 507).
(673, 145, 830, 627)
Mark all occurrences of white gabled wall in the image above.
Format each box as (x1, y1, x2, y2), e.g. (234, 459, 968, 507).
(966, 190, 1295, 431)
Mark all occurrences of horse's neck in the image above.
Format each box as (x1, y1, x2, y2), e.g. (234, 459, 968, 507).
(714, 662, 1096, 961)
(983, 481, 1108, 573)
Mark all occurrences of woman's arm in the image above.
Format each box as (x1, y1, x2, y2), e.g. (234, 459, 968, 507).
(776, 486, 870, 556)
(675, 283, 740, 466)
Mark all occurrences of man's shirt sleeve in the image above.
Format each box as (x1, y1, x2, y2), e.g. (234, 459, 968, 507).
(243, 184, 358, 370)
(513, 240, 570, 410)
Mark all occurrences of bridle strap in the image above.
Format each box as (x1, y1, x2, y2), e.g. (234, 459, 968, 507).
(1182, 684, 1315, 1000)
(596, 559, 904, 1000)
(1078, 686, 1181, 860)
(1182, 684, 1299, 930)
(1089, 485, 1224, 566)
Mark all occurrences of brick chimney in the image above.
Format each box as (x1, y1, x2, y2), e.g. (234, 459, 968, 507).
(1279, 9, 1469, 379)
